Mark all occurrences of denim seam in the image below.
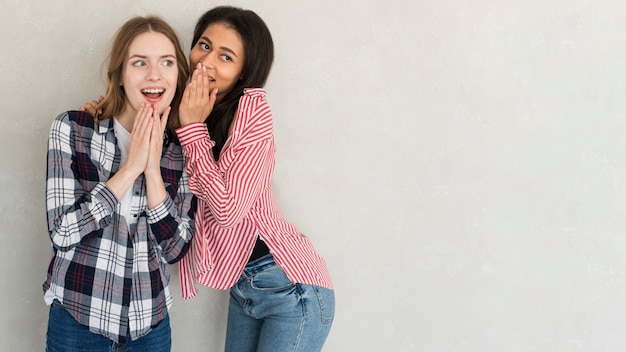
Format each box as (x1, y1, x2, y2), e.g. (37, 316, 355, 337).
(314, 286, 334, 325)
(292, 284, 307, 352)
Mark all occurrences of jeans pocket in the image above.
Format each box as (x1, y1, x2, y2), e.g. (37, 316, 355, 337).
(314, 286, 335, 324)
(249, 264, 296, 292)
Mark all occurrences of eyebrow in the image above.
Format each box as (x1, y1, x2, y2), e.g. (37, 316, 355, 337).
(201, 36, 239, 57)
(128, 54, 177, 60)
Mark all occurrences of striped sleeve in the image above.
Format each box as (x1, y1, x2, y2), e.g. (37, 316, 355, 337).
(177, 94, 274, 230)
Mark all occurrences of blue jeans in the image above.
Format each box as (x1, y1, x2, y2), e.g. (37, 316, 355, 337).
(225, 254, 335, 352)
(46, 301, 171, 352)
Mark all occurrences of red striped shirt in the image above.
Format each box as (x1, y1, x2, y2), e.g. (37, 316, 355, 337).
(177, 88, 333, 299)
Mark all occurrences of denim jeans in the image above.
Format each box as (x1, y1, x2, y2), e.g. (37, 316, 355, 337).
(225, 254, 335, 352)
(46, 301, 171, 352)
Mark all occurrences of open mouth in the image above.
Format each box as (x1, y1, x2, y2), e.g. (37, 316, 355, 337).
(141, 88, 165, 99)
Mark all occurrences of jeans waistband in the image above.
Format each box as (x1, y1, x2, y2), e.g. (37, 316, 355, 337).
(243, 253, 275, 277)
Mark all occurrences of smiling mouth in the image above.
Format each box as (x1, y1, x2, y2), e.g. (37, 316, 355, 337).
(142, 88, 165, 99)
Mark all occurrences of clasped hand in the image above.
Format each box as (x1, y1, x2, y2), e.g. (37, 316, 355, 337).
(126, 103, 169, 178)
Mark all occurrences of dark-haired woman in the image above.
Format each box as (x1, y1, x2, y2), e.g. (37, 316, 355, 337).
(177, 6, 335, 352)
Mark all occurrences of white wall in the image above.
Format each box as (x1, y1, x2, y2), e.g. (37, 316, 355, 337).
(2, 0, 626, 351)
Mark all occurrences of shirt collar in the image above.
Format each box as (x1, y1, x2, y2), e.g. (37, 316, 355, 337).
(98, 117, 114, 135)
(97, 117, 171, 146)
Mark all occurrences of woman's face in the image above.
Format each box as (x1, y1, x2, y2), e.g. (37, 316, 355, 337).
(189, 22, 245, 100)
(121, 31, 179, 119)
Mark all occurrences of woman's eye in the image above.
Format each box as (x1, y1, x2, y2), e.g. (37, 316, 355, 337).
(132, 60, 146, 67)
(199, 42, 210, 51)
(162, 60, 175, 67)
(221, 54, 232, 62)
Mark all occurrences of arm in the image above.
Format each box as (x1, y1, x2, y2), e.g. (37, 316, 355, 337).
(144, 105, 194, 263)
(47, 106, 156, 251)
(144, 169, 195, 264)
(46, 112, 118, 250)
(177, 95, 274, 229)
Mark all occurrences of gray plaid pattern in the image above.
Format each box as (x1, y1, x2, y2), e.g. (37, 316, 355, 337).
(43, 111, 194, 342)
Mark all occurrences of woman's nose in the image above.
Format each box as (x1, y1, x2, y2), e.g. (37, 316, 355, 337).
(146, 64, 161, 81)
(200, 53, 216, 69)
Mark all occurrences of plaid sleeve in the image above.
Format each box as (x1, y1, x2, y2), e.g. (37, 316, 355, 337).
(145, 153, 195, 264)
(46, 112, 117, 250)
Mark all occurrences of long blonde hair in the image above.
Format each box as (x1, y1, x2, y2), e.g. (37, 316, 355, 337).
(96, 16, 190, 135)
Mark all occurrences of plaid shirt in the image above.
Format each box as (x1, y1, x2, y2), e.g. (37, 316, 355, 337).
(43, 111, 195, 342)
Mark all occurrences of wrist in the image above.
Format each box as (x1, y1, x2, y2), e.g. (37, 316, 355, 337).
(144, 167, 162, 179)
(118, 164, 142, 180)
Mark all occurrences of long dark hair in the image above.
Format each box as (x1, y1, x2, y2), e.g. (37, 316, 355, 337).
(192, 6, 274, 159)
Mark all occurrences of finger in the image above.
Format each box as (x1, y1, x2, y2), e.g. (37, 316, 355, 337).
(195, 63, 210, 101)
(78, 100, 98, 115)
(150, 113, 161, 146)
(202, 64, 214, 101)
(209, 88, 218, 107)
(182, 82, 192, 106)
(160, 106, 171, 132)
(199, 65, 209, 99)
(189, 65, 201, 102)
(132, 103, 147, 129)
(150, 104, 163, 134)
(149, 106, 162, 151)
(151, 103, 166, 136)
(142, 106, 156, 137)
(87, 102, 99, 115)
(133, 104, 152, 139)
(94, 97, 104, 115)
(151, 103, 159, 119)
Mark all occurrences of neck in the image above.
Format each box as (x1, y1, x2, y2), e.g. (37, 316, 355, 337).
(116, 106, 136, 132)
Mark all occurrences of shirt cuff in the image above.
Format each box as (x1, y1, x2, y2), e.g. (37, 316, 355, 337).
(176, 123, 211, 147)
(146, 195, 173, 224)
(91, 182, 118, 219)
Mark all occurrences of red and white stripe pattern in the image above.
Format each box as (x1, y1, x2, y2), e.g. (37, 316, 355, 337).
(177, 89, 333, 299)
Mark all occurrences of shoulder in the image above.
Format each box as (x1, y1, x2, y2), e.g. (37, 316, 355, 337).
(50, 111, 110, 141)
(240, 88, 272, 120)
(62, 110, 97, 124)
(234, 89, 274, 141)
(242, 88, 267, 100)
(52, 110, 98, 130)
